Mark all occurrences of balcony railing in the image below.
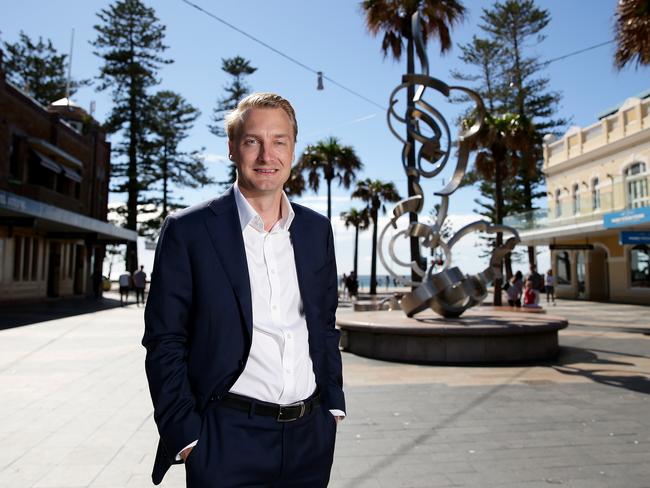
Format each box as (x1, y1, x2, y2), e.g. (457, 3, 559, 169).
(504, 174, 650, 231)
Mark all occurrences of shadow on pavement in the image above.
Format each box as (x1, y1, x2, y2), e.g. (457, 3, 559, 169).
(0, 296, 130, 331)
(552, 364, 650, 395)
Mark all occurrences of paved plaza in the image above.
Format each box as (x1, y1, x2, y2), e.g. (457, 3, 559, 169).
(1, 295, 649, 488)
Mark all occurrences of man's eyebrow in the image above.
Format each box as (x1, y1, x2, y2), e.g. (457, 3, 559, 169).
(240, 132, 290, 138)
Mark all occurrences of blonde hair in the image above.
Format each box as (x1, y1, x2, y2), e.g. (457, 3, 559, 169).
(224, 92, 298, 142)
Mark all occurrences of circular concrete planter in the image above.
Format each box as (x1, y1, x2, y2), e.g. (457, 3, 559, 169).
(337, 308, 568, 364)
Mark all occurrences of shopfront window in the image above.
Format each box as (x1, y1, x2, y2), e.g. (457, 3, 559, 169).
(630, 245, 650, 288)
(576, 251, 586, 297)
(555, 251, 571, 285)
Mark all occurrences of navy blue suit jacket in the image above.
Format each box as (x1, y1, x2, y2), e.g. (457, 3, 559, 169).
(142, 187, 345, 485)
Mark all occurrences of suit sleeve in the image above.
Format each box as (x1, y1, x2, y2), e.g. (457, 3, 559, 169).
(323, 223, 346, 412)
(142, 216, 202, 461)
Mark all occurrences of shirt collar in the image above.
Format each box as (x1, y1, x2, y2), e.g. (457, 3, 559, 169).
(233, 182, 294, 233)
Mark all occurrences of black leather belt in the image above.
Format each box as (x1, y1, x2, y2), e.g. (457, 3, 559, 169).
(219, 392, 321, 422)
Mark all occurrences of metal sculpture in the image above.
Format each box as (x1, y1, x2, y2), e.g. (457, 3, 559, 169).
(379, 11, 520, 318)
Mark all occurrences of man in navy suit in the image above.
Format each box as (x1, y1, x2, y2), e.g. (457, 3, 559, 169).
(143, 92, 345, 487)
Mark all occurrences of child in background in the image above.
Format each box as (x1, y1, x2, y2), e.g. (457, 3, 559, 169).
(523, 280, 540, 308)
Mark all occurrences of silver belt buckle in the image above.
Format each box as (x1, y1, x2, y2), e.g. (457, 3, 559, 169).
(277, 401, 305, 422)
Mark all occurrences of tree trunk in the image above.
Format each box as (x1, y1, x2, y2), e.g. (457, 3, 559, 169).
(126, 82, 139, 273)
(162, 146, 168, 218)
(523, 178, 535, 265)
(353, 224, 359, 277)
(326, 177, 332, 220)
(370, 207, 378, 295)
(406, 33, 422, 289)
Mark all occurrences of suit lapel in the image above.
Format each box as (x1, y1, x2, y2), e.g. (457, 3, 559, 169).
(289, 205, 317, 332)
(204, 188, 253, 340)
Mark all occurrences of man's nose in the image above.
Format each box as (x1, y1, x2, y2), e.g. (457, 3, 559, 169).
(258, 142, 274, 163)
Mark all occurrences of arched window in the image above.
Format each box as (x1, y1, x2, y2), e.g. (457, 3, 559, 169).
(591, 177, 600, 211)
(625, 162, 648, 209)
(572, 183, 580, 215)
(555, 189, 562, 217)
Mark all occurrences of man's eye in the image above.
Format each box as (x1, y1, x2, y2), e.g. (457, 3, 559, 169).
(244, 139, 257, 145)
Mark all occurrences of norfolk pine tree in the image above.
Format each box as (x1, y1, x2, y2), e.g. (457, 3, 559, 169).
(209, 56, 257, 189)
(3, 31, 90, 106)
(139, 90, 214, 238)
(479, 0, 566, 265)
(91, 0, 171, 272)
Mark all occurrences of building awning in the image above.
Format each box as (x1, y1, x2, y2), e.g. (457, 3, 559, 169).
(27, 137, 84, 169)
(60, 164, 82, 183)
(33, 149, 62, 174)
(0, 190, 137, 243)
(32, 149, 83, 183)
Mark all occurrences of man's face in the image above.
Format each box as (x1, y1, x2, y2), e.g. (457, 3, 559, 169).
(229, 107, 294, 198)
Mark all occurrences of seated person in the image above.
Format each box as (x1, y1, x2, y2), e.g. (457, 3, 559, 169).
(522, 280, 542, 308)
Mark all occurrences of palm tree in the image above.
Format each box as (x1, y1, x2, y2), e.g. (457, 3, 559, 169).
(361, 0, 467, 284)
(352, 179, 401, 295)
(296, 137, 363, 220)
(468, 112, 533, 305)
(341, 207, 371, 278)
(614, 0, 650, 69)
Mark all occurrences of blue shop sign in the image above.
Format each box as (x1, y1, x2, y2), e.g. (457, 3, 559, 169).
(620, 231, 650, 245)
(603, 206, 650, 228)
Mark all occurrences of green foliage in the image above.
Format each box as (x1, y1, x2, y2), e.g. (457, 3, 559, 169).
(614, 0, 650, 69)
(2, 31, 90, 106)
(209, 56, 257, 189)
(352, 179, 401, 294)
(209, 56, 257, 138)
(296, 137, 363, 219)
(341, 207, 371, 276)
(361, 0, 467, 59)
(138, 91, 214, 238)
(454, 0, 565, 270)
(91, 0, 171, 271)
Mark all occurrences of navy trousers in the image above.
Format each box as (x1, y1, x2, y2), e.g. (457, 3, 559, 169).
(184, 399, 337, 487)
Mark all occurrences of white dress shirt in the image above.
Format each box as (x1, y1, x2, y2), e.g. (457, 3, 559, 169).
(177, 185, 343, 459)
(229, 183, 317, 403)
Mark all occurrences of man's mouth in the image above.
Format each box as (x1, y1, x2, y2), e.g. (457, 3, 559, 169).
(254, 169, 278, 174)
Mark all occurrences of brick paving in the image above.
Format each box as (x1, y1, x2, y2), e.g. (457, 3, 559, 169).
(0, 296, 648, 487)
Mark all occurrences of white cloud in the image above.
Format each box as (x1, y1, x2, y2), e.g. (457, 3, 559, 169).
(202, 152, 229, 164)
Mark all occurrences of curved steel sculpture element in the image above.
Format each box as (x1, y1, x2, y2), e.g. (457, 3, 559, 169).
(379, 10, 521, 318)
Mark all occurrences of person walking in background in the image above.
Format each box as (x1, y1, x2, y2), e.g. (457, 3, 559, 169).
(526, 264, 544, 305)
(346, 270, 359, 299)
(506, 271, 523, 307)
(545, 269, 556, 305)
(133, 265, 147, 307)
(118, 271, 132, 306)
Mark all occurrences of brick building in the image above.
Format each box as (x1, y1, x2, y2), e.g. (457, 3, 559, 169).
(0, 53, 136, 303)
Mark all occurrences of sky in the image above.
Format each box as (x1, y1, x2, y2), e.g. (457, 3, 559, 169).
(2, 0, 649, 279)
